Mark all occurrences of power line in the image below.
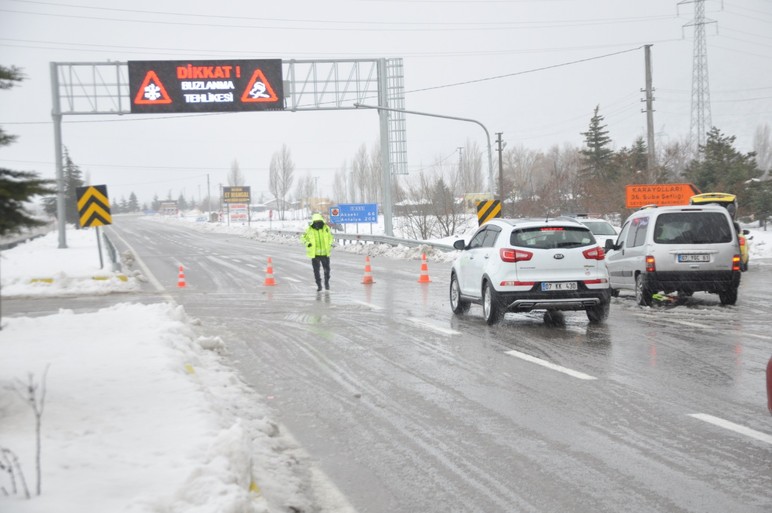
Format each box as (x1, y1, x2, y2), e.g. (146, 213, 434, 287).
(6, 0, 678, 31)
(405, 46, 644, 94)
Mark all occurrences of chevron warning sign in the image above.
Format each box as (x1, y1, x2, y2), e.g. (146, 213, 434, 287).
(476, 199, 501, 225)
(76, 185, 112, 227)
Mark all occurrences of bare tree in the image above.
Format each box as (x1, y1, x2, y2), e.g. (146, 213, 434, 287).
(396, 171, 436, 239)
(227, 159, 245, 186)
(351, 144, 369, 202)
(332, 162, 349, 203)
(0, 447, 30, 498)
(431, 172, 465, 237)
(658, 136, 692, 181)
(367, 141, 382, 203)
(269, 144, 295, 220)
(3, 366, 49, 498)
(456, 139, 484, 194)
(753, 123, 771, 179)
(503, 144, 540, 215)
(295, 174, 315, 215)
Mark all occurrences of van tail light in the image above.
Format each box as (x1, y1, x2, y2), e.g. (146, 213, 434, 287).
(732, 255, 741, 272)
(500, 248, 533, 262)
(645, 255, 656, 272)
(582, 246, 605, 260)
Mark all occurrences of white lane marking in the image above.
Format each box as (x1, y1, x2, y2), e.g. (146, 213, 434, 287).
(349, 300, 383, 311)
(668, 319, 713, 328)
(505, 350, 597, 380)
(636, 313, 772, 340)
(740, 332, 772, 341)
(406, 317, 461, 336)
(688, 413, 772, 445)
(107, 228, 166, 293)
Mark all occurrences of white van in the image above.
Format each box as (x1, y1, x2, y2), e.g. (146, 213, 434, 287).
(604, 205, 742, 306)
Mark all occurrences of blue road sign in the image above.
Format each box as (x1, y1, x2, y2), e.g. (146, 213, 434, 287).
(329, 203, 378, 224)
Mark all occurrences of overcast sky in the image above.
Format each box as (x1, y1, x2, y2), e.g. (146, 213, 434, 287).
(1, 0, 770, 206)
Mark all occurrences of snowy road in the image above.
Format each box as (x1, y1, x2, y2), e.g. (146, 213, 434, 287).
(73, 217, 772, 511)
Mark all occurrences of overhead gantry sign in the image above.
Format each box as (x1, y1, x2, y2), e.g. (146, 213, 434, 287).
(128, 59, 284, 113)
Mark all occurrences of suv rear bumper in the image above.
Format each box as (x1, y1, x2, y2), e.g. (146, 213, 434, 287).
(646, 270, 740, 293)
(499, 288, 611, 312)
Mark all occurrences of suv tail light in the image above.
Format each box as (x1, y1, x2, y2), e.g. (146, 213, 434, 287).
(582, 246, 605, 260)
(645, 255, 656, 272)
(500, 248, 533, 262)
(732, 255, 741, 272)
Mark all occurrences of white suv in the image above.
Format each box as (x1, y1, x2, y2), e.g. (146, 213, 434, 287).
(450, 218, 611, 324)
(604, 205, 742, 306)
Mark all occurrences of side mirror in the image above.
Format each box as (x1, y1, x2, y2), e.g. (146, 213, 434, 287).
(604, 239, 616, 252)
(453, 239, 466, 250)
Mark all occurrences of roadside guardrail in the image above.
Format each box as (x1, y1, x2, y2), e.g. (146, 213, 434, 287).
(270, 229, 455, 252)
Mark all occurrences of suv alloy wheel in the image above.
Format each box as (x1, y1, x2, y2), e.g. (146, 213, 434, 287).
(450, 272, 471, 315)
(482, 280, 502, 325)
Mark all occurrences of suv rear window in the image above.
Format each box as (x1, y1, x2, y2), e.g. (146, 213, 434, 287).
(653, 212, 733, 244)
(511, 226, 595, 249)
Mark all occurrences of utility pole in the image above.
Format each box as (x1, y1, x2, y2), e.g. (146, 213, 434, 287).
(457, 146, 464, 192)
(495, 132, 505, 205)
(641, 44, 656, 177)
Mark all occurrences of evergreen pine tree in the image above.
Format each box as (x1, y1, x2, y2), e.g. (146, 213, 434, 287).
(128, 192, 139, 212)
(579, 105, 615, 181)
(0, 65, 55, 236)
(43, 149, 84, 225)
(684, 127, 760, 215)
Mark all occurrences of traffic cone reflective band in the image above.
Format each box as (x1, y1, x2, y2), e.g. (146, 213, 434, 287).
(417, 253, 431, 283)
(264, 257, 276, 286)
(177, 265, 186, 288)
(362, 255, 375, 284)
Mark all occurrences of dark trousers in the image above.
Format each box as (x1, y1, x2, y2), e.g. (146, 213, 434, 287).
(311, 256, 331, 288)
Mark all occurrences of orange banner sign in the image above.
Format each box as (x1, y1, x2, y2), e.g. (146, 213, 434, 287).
(625, 183, 700, 209)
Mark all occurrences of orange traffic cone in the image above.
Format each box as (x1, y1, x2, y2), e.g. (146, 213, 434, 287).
(177, 265, 186, 288)
(362, 255, 375, 284)
(264, 257, 276, 286)
(417, 253, 431, 283)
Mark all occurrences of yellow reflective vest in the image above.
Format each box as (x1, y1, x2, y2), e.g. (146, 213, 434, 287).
(302, 224, 333, 258)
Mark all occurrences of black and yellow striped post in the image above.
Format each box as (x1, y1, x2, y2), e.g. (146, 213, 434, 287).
(476, 199, 501, 225)
(76, 185, 112, 269)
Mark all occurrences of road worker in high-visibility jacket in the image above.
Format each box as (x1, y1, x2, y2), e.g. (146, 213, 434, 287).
(302, 212, 334, 291)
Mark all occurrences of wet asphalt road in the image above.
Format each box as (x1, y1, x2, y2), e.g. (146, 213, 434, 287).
(5, 217, 771, 513)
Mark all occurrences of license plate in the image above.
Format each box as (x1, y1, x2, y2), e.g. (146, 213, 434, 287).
(541, 282, 577, 291)
(678, 254, 709, 263)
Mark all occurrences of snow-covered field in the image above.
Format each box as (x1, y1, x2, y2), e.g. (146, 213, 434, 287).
(1, 215, 770, 512)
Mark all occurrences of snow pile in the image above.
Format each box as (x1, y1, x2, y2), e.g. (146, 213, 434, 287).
(0, 227, 140, 298)
(0, 302, 311, 513)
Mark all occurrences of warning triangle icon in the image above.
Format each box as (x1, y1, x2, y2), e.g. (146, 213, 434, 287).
(133, 70, 173, 105)
(241, 69, 279, 103)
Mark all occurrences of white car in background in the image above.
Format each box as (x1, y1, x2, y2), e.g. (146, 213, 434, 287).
(568, 214, 620, 248)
